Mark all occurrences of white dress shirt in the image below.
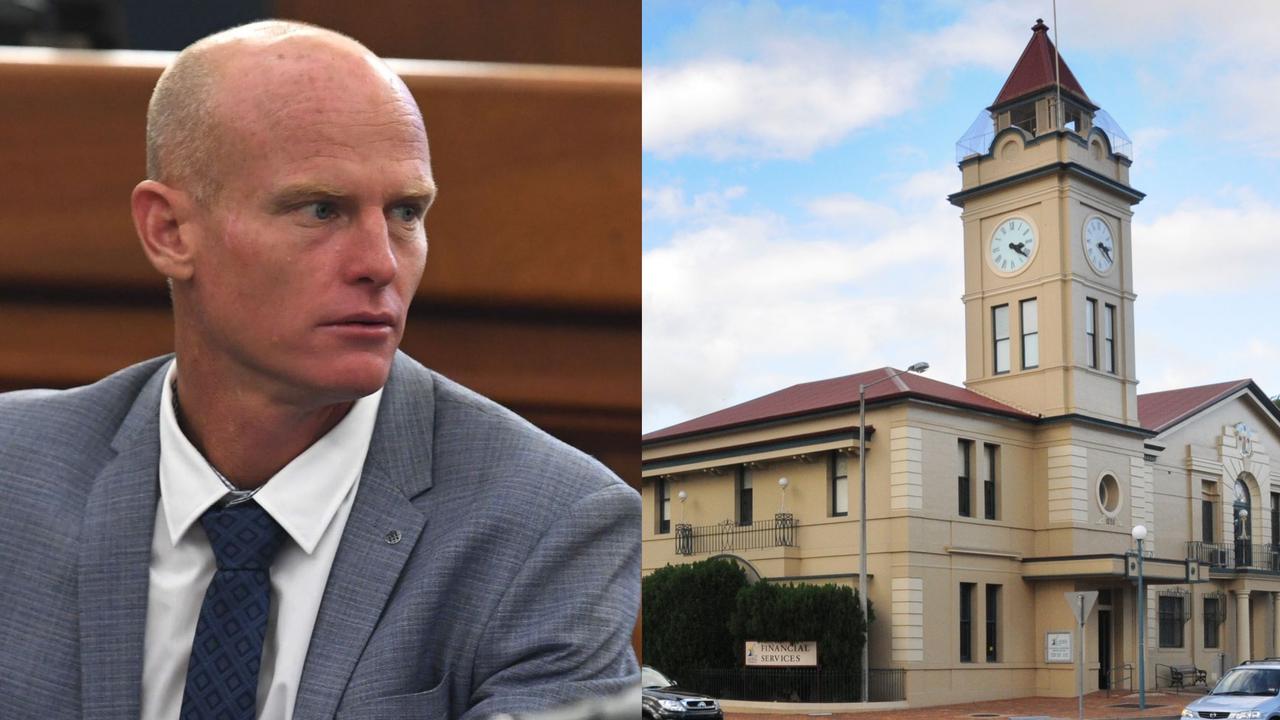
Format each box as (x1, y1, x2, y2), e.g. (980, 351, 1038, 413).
(140, 361, 383, 720)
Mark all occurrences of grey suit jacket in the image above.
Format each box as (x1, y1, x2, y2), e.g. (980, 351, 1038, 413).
(0, 352, 640, 719)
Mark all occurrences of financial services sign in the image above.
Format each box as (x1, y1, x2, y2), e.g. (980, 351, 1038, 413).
(744, 641, 818, 667)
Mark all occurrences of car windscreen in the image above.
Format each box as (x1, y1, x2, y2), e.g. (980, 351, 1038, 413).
(642, 667, 673, 688)
(1213, 668, 1280, 695)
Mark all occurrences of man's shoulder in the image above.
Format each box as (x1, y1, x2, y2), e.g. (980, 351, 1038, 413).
(389, 353, 633, 503)
(0, 356, 169, 452)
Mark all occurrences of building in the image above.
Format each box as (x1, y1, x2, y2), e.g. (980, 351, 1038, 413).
(641, 19, 1280, 707)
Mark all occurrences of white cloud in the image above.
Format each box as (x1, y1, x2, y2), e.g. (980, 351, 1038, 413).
(644, 54, 917, 159)
(642, 1, 1031, 160)
(1134, 196, 1280, 298)
(643, 185, 748, 223)
(645, 0, 1280, 160)
(643, 170, 964, 432)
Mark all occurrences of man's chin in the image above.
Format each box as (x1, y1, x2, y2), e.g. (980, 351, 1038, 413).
(303, 356, 395, 404)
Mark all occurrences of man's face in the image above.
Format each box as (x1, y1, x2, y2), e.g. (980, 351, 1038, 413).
(183, 44, 434, 406)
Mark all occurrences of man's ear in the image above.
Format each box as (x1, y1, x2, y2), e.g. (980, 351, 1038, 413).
(131, 180, 198, 281)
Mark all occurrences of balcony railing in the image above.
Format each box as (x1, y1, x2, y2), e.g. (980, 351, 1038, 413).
(1187, 541, 1280, 573)
(674, 513, 796, 556)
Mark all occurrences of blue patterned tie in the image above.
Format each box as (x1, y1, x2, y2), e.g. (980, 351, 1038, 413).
(180, 500, 286, 720)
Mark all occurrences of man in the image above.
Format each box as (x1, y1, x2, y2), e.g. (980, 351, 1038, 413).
(0, 20, 639, 720)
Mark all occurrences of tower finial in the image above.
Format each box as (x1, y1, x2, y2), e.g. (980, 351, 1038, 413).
(1033, 18, 1048, 33)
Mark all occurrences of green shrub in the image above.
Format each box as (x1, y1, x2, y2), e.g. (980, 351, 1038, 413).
(642, 558, 747, 679)
(729, 581, 871, 672)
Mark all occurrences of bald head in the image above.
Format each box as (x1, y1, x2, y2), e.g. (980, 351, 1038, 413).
(145, 20, 423, 203)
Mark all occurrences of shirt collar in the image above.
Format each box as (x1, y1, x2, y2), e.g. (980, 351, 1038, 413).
(157, 360, 384, 554)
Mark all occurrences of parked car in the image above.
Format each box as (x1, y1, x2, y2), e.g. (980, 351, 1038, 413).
(1182, 661, 1280, 719)
(642, 666, 724, 720)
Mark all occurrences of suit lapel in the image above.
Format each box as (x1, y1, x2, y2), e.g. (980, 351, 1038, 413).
(79, 363, 168, 720)
(294, 353, 436, 719)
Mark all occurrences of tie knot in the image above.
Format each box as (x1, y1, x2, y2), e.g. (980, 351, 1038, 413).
(200, 501, 286, 571)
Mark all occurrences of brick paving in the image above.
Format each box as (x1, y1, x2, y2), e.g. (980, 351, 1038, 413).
(726, 689, 1199, 719)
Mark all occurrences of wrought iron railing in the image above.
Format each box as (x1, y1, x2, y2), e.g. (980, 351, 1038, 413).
(673, 514, 796, 556)
(678, 667, 904, 703)
(1103, 663, 1133, 697)
(1186, 541, 1280, 573)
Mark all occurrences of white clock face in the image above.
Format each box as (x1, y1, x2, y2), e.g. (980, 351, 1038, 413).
(989, 218, 1036, 274)
(1083, 216, 1115, 273)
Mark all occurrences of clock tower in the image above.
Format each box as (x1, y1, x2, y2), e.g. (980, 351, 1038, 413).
(949, 19, 1144, 426)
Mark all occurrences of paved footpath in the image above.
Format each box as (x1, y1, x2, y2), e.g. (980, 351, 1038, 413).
(726, 690, 1196, 720)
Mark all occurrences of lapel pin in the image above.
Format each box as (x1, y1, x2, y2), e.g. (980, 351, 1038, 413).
(385, 530, 402, 545)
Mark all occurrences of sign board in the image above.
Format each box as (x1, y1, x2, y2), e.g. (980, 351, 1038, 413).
(744, 641, 818, 667)
(1045, 632, 1072, 663)
(1064, 591, 1098, 624)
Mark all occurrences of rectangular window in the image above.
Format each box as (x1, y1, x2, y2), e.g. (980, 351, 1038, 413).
(831, 453, 849, 517)
(1085, 298, 1098, 368)
(985, 585, 1001, 662)
(1203, 499, 1214, 544)
(657, 478, 671, 535)
(960, 582, 975, 662)
(1103, 303, 1117, 373)
(983, 444, 999, 520)
(993, 305, 1010, 374)
(958, 439, 973, 517)
(1158, 595, 1184, 648)
(1272, 494, 1279, 550)
(737, 468, 753, 526)
(1204, 597, 1221, 649)
(1020, 298, 1039, 369)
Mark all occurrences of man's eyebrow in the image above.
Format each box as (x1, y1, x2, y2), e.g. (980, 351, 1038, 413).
(266, 184, 347, 212)
(398, 181, 438, 208)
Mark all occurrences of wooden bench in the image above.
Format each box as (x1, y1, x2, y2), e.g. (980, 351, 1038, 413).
(1159, 663, 1208, 690)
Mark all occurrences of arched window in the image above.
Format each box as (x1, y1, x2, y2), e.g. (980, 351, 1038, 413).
(1234, 477, 1253, 567)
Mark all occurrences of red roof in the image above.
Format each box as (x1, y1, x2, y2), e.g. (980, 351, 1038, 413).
(992, 18, 1092, 109)
(643, 367, 1036, 444)
(1137, 379, 1252, 434)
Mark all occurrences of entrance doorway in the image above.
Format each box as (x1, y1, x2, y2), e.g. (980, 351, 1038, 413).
(1097, 589, 1114, 690)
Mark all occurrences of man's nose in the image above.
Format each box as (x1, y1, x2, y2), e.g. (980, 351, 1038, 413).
(344, 209, 398, 286)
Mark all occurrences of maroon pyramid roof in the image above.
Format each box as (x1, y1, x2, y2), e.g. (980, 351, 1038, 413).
(992, 18, 1092, 109)
(643, 367, 1036, 444)
(1137, 379, 1252, 434)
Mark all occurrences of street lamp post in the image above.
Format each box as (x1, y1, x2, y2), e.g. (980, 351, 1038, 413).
(1133, 524, 1148, 710)
(857, 362, 928, 702)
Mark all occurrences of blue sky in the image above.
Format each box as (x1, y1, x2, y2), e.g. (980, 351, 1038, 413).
(642, 0, 1280, 433)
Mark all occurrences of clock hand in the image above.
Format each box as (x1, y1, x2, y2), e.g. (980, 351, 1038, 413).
(1097, 242, 1113, 263)
(1008, 242, 1028, 257)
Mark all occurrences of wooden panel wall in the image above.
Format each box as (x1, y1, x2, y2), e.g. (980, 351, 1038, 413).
(0, 48, 639, 489)
(275, 0, 641, 67)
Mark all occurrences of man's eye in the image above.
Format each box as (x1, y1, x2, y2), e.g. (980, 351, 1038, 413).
(306, 202, 338, 220)
(391, 205, 421, 223)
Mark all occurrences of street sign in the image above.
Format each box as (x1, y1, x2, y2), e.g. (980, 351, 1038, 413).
(1064, 591, 1098, 623)
(1063, 591, 1098, 720)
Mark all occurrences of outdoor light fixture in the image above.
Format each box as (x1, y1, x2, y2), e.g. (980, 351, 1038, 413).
(857, 362, 928, 702)
(778, 477, 789, 512)
(1132, 524, 1148, 710)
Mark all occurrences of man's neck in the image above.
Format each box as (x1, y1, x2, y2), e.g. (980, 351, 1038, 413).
(173, 371, 354, 490)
